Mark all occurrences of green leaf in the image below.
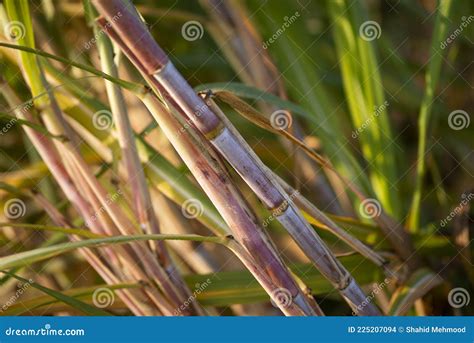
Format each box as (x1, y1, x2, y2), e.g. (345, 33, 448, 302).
(0, 222, 103, 239)
(0, 111, 66, 140)
(409, 0, 455, 231)
(2, 271, 112, 316)
(0, 42, 142, 93)
(0, 233, 225, 270)
(188, 255, 384, 306)
(249, 0, 371, 195)
(4, 0, 44, 103)
(0, 283, 138, 315)
(327, 0, 400, 218)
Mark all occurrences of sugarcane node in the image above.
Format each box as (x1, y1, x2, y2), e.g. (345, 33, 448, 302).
(204, 121, 225, 140)
(338, 273, 352, 291)
(270, 199, 290, 218)
(198, 89, 214, 100)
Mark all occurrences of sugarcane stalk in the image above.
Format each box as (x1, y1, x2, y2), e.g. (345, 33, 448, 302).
(92, 0, 380, 315)
(0, 81, 169, 315)
(92, 12, 323, 315)
(201, 0, 342, 214)
(273, 172, 387, 267)
(204, 97, 383, 314)
(139, 90, 320, 316)
(31, 192, 158, 315)
(87, 1, 202, 314)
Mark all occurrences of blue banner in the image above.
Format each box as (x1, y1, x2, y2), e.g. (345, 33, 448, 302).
(0, 317, 473, 343)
